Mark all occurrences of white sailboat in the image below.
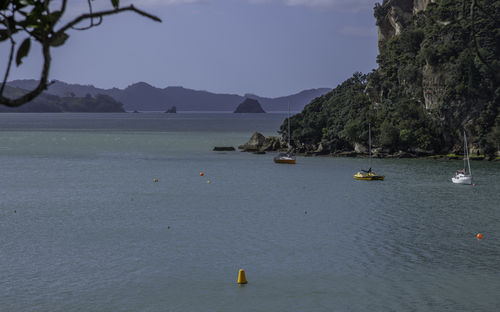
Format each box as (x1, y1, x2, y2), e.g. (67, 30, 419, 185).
(452, 130, 472, 185)
(274, 102, 296, 164)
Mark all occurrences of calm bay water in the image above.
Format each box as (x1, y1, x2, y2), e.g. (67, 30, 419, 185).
(0, 113, 499, 311)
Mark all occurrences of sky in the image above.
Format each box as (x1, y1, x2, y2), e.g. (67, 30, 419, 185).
(2, 0, 381, 97)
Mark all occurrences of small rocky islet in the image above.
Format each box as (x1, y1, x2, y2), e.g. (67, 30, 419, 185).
(233, 98, 265, 113)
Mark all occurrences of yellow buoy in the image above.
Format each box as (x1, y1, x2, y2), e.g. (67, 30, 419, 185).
(237, 269, 247, 284)
(207, 180, 211, 184)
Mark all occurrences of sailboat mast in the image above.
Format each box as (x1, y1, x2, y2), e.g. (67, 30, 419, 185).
(369, 123, 372, 169)
(464, 130, 471, 176)
(463, 130, 466, 171)
(287, 101, 291, 150)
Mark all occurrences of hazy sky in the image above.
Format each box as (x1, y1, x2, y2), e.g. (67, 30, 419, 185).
(3, 0, 380, 97)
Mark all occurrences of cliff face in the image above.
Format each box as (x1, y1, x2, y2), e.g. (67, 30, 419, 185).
(370, 0, 499, 151)
(376, 0, 414, 43)
(280, 0, 500, 157)
(375, 0, 449, 111)
(376, 0, 437, 43)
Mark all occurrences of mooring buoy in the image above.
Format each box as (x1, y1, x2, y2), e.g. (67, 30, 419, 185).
(237, 269, 247, 284)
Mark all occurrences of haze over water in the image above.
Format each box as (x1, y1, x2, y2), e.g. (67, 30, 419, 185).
(1, 113, 499, 311)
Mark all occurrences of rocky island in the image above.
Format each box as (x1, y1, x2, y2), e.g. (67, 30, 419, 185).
(165, 106, 177, 113)
(234, 98, 265, 113)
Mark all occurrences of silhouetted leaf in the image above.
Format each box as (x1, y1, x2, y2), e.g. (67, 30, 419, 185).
(50, 32, 69, 47)
(19, 0, 35, 6)
(0, 30, 9, 42)
(0, 0, 11, 10)
(111, 0, 119, 9)
(16, 38, 31, 66)
(48, 10, 62, 24)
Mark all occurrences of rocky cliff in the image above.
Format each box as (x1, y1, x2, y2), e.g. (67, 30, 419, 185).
(376, 0, 436, 44)
(279, 0, 500, 158)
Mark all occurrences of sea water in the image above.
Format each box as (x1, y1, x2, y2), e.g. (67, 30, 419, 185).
(0, 113, 499, 311)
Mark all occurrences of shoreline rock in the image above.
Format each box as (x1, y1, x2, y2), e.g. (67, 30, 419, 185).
(213, 146, 235, 151)
(239, 132, 499, 161)
(238, 132, 285, 152)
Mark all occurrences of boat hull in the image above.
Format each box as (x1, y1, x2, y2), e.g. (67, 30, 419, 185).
(451, 174, 472, 185)
(353, 172, 384, 181)
(274, 158, 296, 164)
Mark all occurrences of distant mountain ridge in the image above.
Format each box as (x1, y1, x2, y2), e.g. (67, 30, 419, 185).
(0, 85, 124, 113)
(7, 80, 331, 112)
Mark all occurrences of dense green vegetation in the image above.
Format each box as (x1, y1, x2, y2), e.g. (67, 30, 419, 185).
(281, 0, 499, 157)
(0, 87, 125, 112)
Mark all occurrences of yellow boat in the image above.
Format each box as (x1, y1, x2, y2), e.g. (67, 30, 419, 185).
(353, 171, 384, 180)
(353, 123, 384, 181)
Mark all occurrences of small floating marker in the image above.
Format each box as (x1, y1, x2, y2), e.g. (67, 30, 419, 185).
(154, 178, 159, 183)
(477, 233, 483, 240)
(168, 226, 171, 230)
(200, 172, 205, 176)
(14, 210, 16, 214)
(237, 269, 248, 284)
(207, 180, 211, 184)
(473, 183, 476, 187)
(305, 211, 307, 214)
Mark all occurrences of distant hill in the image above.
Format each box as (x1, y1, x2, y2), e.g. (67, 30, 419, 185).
(7, 80, 331, 112)
(245, 88, 332, 112)
(234, 98, 265, 113)
(0, 86, 125, 112)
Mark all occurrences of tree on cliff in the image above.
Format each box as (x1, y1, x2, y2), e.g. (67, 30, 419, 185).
(0, 0, 161, 107)
(281, 0, 499, 156)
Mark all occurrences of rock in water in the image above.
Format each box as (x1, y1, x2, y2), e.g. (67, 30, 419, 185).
(165, 106, 177, 113)
(238, 132, 266, 151)
(238, 132, 285, 152)
(234, 98, 265, 113)
(213, 146, 235, 151)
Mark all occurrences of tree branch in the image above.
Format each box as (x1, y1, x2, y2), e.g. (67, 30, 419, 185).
(0, 40, 52, 107)
(0, 2, 161, 107)
(71, 0, 103, 31)
(57, 4, 161, 35)
(60, 0, 67, 15)
(0, 12, 15, 95)
(0, 38, 15, 95)
(72, 16, 102, 31)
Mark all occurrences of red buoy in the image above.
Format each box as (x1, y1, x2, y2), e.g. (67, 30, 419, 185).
(200, 172, 204, 176)
(477, 233, 483, 240)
